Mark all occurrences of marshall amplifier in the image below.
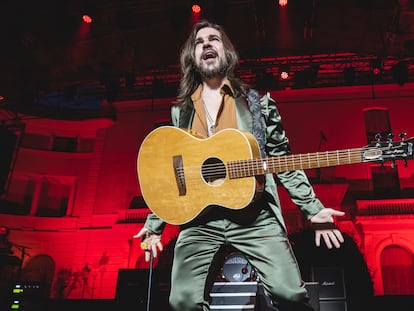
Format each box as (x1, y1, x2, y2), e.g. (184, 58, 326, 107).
(311, 267, 346, 300)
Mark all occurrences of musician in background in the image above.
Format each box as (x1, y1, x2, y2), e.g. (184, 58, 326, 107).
(134, 20, 345, 311)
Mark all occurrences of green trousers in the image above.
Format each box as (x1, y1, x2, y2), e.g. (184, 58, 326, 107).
(169, 206, 312, 311)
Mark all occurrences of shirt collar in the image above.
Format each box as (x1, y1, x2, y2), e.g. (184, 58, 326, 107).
(220, 79, 235, 97)
(190, 84, 203, 103)
(190, 79, 235, 102)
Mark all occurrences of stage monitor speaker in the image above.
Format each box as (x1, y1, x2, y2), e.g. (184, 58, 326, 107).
(311, 267, 346, 300)
(115, 268, 170, 310)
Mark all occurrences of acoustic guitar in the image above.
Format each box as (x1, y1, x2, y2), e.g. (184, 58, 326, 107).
(137, 126, 413, 225)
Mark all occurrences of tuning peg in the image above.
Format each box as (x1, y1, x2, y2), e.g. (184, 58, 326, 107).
(404, 159, 408, 167)
(387, 133, 394, 142)
(391, 160, 397, 169)
(399, 132, 407, 141)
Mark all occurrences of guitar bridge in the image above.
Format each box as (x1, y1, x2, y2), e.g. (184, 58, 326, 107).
(173, 155, 186, 196)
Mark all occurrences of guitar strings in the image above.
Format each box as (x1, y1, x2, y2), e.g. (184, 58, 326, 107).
(173, 146, 395, 181)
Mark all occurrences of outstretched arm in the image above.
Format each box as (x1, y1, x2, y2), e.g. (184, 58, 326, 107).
(260, 94, 346, 249)
(310, 208, 345, 249)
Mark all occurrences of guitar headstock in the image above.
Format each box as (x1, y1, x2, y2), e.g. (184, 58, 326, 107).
(363, 133, 414, 167)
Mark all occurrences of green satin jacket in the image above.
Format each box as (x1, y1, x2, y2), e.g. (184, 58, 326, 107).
(143, 90, 324, 234)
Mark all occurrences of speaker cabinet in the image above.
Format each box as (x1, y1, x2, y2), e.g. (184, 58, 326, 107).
(311, 267, 347, 311)
(311, 267, 346, 300)
(115, 268, 170, 310)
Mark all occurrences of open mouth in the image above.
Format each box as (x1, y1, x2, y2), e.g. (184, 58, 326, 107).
(202, 49, 217, 60)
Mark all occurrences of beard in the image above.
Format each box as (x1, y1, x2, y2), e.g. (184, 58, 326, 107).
(196, 57, 228, 79)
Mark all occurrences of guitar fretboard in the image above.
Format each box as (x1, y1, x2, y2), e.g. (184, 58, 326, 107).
(228, 147, 366, 178)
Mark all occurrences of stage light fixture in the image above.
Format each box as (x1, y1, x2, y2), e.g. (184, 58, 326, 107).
(279, 0, 288, 7)
(370, 58, 383, 76)
(192, 4, 202, 14)
(82, 14, 93, 24)
(279, 64, 290, 80)
(81, 3, 95, 24)
(391, 61, 408, 86)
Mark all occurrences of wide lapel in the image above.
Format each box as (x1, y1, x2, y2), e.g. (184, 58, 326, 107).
(178, 107, 195, 129)
(234, 95, 253, 133)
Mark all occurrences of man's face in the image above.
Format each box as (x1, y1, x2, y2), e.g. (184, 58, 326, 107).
(194, 27, 227, 78)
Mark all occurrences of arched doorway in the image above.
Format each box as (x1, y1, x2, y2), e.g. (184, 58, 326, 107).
(20, 254, 55, 297)
(380, 245, 414, 295)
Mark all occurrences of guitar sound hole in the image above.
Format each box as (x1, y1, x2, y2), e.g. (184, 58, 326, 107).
(201, 157, 226, 185)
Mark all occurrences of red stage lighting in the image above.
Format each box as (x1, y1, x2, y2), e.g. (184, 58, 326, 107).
(370, 58, 383, 76)
(192, 4, 201, 14)
(82, 14, 93, 24)
(279, 0, 288, 7)
(280, 64, 290, 80)
(372, 67, 381, 75)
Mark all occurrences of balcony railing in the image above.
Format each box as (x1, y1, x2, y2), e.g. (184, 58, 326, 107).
(356, 198, 414, 216)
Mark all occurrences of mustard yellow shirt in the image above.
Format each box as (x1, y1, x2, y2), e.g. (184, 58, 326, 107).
(190, 82, 238, 137)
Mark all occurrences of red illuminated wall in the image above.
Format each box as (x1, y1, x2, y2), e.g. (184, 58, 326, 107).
(1, 83, 414, 300)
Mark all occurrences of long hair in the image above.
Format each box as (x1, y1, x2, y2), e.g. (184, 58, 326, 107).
(176, 21, 248, 109)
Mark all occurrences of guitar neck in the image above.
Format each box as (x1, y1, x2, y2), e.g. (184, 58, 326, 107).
(228, 147, 366, 178)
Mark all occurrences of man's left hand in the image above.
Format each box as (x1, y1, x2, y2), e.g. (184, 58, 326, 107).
(310, 208, 345, 249)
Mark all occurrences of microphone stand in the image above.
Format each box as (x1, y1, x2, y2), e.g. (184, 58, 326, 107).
(146, 251, 154, 311)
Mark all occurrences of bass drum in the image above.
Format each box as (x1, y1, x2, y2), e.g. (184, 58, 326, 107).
(222, 252, 255, 282)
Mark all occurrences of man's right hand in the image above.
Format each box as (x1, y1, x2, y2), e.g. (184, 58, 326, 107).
(133, 227, 163, 262)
